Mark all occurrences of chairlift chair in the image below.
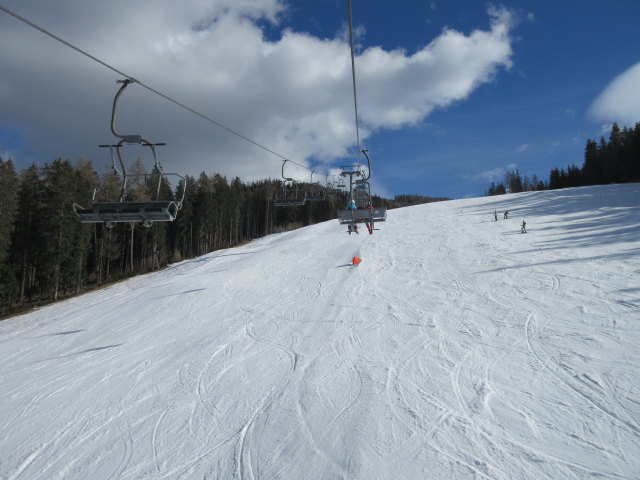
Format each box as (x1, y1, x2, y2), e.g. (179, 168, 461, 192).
(73, 79, 185, 227)
(336, 150, 387, 233)
(337, 181, 387, 224)
(305, 171, 327, 202)
(325, 174, 341, 196)
(273, 160, 307, 207)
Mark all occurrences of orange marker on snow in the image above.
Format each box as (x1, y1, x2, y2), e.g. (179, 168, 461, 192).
(352, 256, 362, 266)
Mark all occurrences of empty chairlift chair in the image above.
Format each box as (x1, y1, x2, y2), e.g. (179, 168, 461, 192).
(305, 171, 327, 202)
(73, 79, 185, 227)
(274, 160, 307, 207)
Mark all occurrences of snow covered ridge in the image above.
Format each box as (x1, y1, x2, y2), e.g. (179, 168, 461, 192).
(1, 183, 639, 479)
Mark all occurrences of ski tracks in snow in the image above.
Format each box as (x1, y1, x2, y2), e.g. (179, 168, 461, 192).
(3, 186, 640, 479)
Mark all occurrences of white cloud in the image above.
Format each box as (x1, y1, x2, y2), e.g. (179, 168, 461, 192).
(588, 62, 640, 127)
(0, 1, 516, 184)
(600, 124, 613, 135)
(468, 163, 517, 182)
(517, 144, 529, 152)
(1, 150, 16, 161)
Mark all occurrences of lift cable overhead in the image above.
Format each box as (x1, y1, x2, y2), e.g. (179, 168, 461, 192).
(347, 0, 362, 158)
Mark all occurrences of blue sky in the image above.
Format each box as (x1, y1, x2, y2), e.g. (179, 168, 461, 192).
(1, 0, 639, 199)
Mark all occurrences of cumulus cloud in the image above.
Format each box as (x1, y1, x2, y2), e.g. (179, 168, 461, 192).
(0, 1, 515, 183)
(589, 62, 640, 127)
(468, 163, 517, 182)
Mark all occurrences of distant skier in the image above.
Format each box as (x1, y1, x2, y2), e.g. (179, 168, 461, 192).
(494, 210, 498, 221)
(521, 220, 527, 233)
(504, 210, 509, 219)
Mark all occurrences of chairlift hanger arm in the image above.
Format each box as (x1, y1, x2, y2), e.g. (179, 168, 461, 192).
(111, 79, 142, 144)
(360, 149, 371, 181)
(281, 159, 294, 182)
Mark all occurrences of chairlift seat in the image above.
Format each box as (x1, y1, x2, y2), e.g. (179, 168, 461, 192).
(273, 198, 306, 207)
(74, 200, 180, 225)
(305, 189, 326, 202)
(337, 207, 387, 224)
(274, 188, 306, 207)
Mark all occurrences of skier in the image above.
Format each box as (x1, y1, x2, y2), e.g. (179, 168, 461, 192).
(504, 210, 509, 219)
(521, 220, 527, 233)
(347, 199, 357, 210)
(494, 210, 498, 221)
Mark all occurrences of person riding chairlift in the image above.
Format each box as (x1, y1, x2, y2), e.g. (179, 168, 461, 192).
(347, 199, 357, 210)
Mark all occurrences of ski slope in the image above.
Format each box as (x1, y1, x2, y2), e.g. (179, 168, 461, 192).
(1, 184, 639, 480)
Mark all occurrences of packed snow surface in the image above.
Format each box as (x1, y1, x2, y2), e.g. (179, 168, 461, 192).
(1, 184, 640, 479)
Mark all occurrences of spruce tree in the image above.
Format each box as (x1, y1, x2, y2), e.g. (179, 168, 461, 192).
(0, 159, 19, 267)
(39, 159, 84, 300)
(0, 159, 19, 312)
(12, 164, 44, 304)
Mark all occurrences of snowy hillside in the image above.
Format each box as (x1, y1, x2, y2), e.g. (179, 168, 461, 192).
(1, 184, 639, 480)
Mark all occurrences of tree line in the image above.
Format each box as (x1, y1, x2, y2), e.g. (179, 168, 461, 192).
(0, 158, 445, 317)
(486, 122, 640, 195)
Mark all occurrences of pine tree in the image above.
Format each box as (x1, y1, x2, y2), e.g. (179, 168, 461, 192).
(597, 137, 609, 183)
(549, 168, 561, 189)
(582, 139, 600, 185)
(607, 123, 624, 182)
(171, 175, 197, 260)
(72, 159, 97, 293)
(0, 159, 19, 312)
(0, 159, 19, 266)
(12, 164, 44, 304)
(39, 159, 86, 300)
(632, 122, 640, 180)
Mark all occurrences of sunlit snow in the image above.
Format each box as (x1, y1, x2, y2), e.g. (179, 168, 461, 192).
(1, 184, 639, 479)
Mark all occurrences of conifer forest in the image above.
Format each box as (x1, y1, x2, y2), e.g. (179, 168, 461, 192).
(0, 158, 444, 317)
(1, 121, 638, 317)
(485, 122, 640, 195)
